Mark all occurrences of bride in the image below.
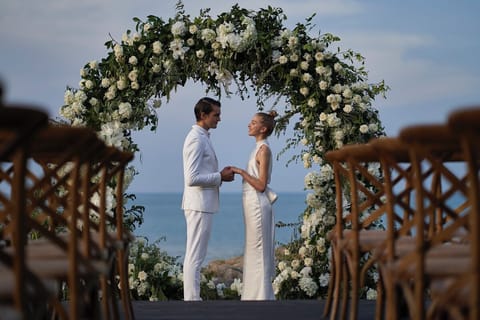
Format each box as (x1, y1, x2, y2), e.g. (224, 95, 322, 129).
(231, 110, 278, 300)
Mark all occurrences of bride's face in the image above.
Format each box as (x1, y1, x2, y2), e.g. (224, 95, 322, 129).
(247, 115, 265, 137)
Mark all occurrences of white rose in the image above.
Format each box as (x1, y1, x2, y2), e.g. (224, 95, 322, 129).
(137, 271, 148, 281)
(302, 73, 312, 83)
(189, 24, 198, 34)
(128, 56, 138, 65)
(300, 61, 309, 70)
(343, 104, 353, 113)
(101, 78, 111, 88)
(319, 112, 327, 121)
(278, 55, 288, 64)
(143, 23, 152, 32)
(195, 50, 205, 59)
(88, 60, 98, 69)
(138, 44, 146, 54)
(299, 87, 309, 96)
(290, 69, 298, 77)
(131, 81, 139, 90)
(360, 124, 369, 134)
(152, 41, 163, 54)
(152, 64, 161, 73)
(319, 80, 328, 90)
(171, 21, 186, 36)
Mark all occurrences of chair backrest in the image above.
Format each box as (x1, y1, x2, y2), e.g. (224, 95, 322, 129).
(0, 105, 49, 316)
(448, 107, 480, 320)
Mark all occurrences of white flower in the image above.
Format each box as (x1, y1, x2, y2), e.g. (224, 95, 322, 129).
(319, 112, 327, 121)
(278, 55, 288, 64)
(304, 257, 313, 267)
(298, 246, 307, 257)
(207, 280, 215, 289)
(88, 60, 98, 69)
(64, 90, 74, 104)
(230, 278, 243, 296)
(319, 273, 329, 287)
(131, 81, 140, 90)
(290, 53, 299, 62)
(128, 69, 138, 82)
(116, 78, 128, 90)
(343, 104, 353, 113)
(334, 62, 343, 72)
(366, 288, 377, 300)
(169, 38, 189, 60)
(152, 64, 161, 73)
(299, 87, 309, 96)
(300, 61, 309, 70)
(369, 123, 379, 132)
(132, 33, 141, 42)
(291, 259, 300, 269)
(201, 28, 216, 43)
(89, 97, 98, 106)
(196, 50, 205, 59)
(360, 124, 369, 134)
(299, 276, 318, 297)
(302, 73, 312, 83)
(314, 52, 324, 61)
(307, 98, 317, 107)
(152, 41, 163, 54)
(277, 261, 287, 271)
(138, 271, 148, 281)
(101, 78, 111, 88)
(143, 23, 152, 32)
(189, 24, 198, 34)
(138, 44, 146, 54)
(118, 102, 132, 119)
(171, 21, 186, 36)
(319, 80, 328, 90)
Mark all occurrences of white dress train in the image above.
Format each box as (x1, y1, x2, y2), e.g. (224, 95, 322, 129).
(241, 140, 275, 300)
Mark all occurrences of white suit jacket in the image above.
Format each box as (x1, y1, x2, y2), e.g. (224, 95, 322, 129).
(182, 125, 222, 213)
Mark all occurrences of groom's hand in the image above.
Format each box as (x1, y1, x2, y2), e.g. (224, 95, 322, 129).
(220, 166, 235, 182)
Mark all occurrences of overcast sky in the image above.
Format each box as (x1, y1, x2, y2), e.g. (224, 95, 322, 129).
(1, 0, 479, 193)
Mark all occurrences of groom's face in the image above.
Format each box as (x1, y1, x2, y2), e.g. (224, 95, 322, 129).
(203, 105, 221, 130)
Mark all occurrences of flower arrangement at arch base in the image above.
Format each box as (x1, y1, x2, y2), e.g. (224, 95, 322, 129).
(60, 1, 388, 300)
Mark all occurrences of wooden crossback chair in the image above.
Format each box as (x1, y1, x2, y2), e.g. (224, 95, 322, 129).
(369, 136, 469, 319)
(86, 146, 135, 320)
(22, 127, 135, 320)
(388, 124, 472, 320)
(0, 105, 67, 319)
(423, 107, 480, 320)
(0, 124, 122, 319)
(325, 143, 401, 320)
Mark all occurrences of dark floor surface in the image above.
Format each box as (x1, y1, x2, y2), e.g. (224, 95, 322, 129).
(131, 299, 377, 320)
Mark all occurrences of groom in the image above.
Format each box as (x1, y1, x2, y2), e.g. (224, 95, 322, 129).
(182, 97, 234, 301)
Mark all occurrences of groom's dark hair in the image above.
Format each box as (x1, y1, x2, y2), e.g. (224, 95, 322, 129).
(194, 97, 221, 121)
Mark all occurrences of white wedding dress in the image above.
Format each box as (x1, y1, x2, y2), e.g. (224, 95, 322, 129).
(241, 140, 275, 300)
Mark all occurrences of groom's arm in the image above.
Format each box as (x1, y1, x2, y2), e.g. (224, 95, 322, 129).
(183, 136, 221, 187)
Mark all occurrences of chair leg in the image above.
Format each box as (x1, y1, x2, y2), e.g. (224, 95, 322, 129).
(339, 261, 349, 320)
(323, 245, 336, 318)
(118, 248, 135, 320)
(329, 246, 343, 320)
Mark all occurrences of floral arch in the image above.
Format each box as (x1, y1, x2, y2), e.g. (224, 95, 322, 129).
(60, 2, 388, 299)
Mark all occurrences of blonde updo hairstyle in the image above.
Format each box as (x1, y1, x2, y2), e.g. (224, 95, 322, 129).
(256, 110, 278, 137)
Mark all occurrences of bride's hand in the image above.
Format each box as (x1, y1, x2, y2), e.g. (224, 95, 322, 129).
(231, 166, 243, 175)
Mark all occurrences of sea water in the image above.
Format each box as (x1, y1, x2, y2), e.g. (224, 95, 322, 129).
(132, 192, 307, 263)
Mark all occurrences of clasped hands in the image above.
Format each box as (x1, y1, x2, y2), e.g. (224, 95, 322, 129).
(220, 166, 243, 182)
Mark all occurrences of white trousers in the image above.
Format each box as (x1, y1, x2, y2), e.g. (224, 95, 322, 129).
(183, 209, 213, 301)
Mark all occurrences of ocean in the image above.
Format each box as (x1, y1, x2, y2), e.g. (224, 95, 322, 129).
(132, 192, 307, 263)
